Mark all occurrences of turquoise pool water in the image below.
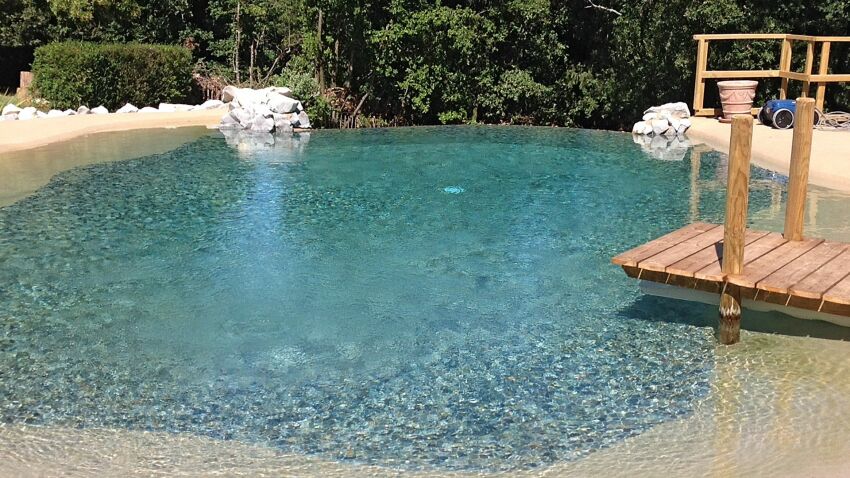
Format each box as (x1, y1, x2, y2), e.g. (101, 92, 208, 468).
(0, 127, 830, 472)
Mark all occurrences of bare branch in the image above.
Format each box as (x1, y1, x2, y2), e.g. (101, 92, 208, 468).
(585, 0, 622, 16)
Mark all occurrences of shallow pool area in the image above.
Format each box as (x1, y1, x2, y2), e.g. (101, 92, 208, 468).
(3, 126, 850, 476)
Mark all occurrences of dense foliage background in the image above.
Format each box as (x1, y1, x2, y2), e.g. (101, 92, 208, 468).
(2, 0, 849, 129)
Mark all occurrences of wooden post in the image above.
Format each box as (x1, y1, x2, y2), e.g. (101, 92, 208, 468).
(801, 41, 815, 97)
(779, 38, 792, 100)
(719, 114, 753, 345)
(815, 42, 831, 111)
(783, 98, 815, 241)
(693, 39, 709, 115)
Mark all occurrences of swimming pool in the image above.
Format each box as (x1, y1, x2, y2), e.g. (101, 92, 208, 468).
(2, 126, 850, 474)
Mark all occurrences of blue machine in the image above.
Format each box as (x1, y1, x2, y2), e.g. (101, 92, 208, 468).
(758, 99, 822, 129)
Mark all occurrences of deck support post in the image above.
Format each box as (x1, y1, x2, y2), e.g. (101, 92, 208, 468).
(783, 98, 815, 242)
(718, 115, 753, 344)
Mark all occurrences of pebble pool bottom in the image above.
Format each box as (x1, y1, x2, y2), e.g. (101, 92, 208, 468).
(0, 127, 787, 472)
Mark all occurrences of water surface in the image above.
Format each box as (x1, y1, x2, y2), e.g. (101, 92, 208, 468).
(2, 126, 850, 473)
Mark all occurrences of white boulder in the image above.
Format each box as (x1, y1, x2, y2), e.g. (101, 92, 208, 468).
(2, 104, 21, 116)
(297, 111, 311, 129)
(249, 115, 275, 133)
(644, 102, 691, 120)
(192, 99, 225, 111)
(46, 109, 68, 117)
(642, 112, 657, 121)
(267, 94, 301, 114)
(18, 107, 38, 120)
(139, 106, 160, 113)
(116, 103, 139, 114)
(63, 109, 77, 115)
(77, 106, 90, 115)
(91, 105, 109, 115)
(649, 119, 669, 135)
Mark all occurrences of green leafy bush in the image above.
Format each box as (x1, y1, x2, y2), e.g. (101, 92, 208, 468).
(32, 42, 193, 110)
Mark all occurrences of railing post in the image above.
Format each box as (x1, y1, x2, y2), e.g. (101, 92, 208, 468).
(779, 38, 792, 99)
(719, 114, 753, 345)
(815, 42, 831, 111)
(802, 41, 815, 97)
(693, 39, 708, 115)
(783, 98, 815, 241)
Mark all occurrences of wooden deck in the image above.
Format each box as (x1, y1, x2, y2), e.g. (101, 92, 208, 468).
(613, 222, 850, 317)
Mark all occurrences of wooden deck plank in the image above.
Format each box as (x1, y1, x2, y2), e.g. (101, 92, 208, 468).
(612, 222, 718, 267)
(665, 229, 770, 278)
(694, 232, 787, 282)
(638, 227, 727, 272)
(727, 238, 824, 289)
(788, 249, 850, 299)
(756, 241, 849, 294)
(822, 268, 850, 306)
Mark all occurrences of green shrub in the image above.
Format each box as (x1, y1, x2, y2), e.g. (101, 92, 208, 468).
(272, 56, 320, 103)
(32, 42, 193, 110)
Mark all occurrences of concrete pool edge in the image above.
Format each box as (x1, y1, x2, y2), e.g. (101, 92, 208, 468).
(0, 108, 225, 155)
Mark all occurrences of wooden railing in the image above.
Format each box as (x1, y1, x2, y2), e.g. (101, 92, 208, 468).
(693, 34, 850, 117)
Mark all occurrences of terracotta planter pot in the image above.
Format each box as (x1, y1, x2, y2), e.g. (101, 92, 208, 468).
(717, 80, 758, 121)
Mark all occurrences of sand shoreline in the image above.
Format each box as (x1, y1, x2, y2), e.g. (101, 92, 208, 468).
(687, 116, 850, 192)
(0, 109, 226, 155)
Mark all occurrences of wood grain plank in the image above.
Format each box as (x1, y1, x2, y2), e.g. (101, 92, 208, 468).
(612, 222, 717, 267)
(823, 274, 850, 305)
(638, 226, 727, 272)
(727, 238, 823, 288)
(757, 241, 848, 294)
(694, 232, 787, 282)
(789, 248, 850, 299)
(666, 229, 770, 277)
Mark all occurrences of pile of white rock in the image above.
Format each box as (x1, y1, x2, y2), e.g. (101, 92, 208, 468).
(0, 100, 225, 121)
(218, 85, 310, 134)
(631, 102, 692, 136)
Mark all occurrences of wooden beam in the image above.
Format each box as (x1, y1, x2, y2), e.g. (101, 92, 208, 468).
(702, 70, 781, 79)
(816, 42, 831, 111)
(783, 98, 815, 241)
(694, 107, 760, 117)
(693, 33, 787, 41)
(693, 39, 709, 116)
(719, 115, 753, 345)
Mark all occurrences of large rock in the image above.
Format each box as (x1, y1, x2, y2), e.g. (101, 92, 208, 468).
(2, 104, 21, 116)
(267, 93, 301, 114)
(63, 109, 77, 115)
(297, 111, 311, 129)
(18, 107, 38, 120)
(91, 105, 109, 115)
(192, 99, 225, 111)
(644, 102, 691, 120)
(139, 106, 159, 113)
(77, 106, 90, 115)
(649, 118, 670, 135)
(220, 112, 242, 129)
(248, 115, 275, 133)
(116, 103, 139, 114)
(46, 109, 68, 117)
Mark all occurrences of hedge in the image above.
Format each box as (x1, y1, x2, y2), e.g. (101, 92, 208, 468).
(32, 42, 193, 110)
